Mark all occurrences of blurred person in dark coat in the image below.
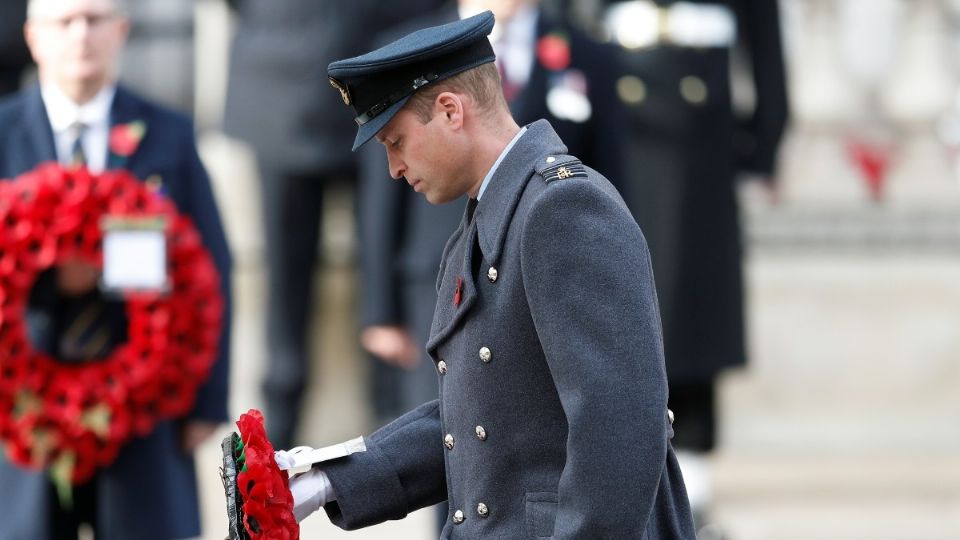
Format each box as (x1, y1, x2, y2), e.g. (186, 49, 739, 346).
(602, 0, 789, 521)
(0, 0, 32, 96)
(222, 0, 445, 449)
(0, 0, 232, 537)
(358, 0, 625, 430)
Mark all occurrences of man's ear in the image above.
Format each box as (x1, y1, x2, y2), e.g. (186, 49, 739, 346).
(434, 92, 464, 129)
(23, 22, 41, 64)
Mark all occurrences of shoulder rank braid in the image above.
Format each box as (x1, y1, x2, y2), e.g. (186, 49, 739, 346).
(540, 159, 587, 183)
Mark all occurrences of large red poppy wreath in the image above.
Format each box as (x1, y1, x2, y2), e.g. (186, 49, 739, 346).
(0, 163, 223, 484)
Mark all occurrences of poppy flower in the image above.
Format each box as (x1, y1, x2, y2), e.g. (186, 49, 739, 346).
(108, 121, 147, 157)
(537, 32, 571, 71)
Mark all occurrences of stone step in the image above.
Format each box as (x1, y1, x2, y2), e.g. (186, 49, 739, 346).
(710, 455, 960, 540)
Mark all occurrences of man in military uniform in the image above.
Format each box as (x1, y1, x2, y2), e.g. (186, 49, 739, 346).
(357, 0, 625, 435)
(288, 12, 695, 538)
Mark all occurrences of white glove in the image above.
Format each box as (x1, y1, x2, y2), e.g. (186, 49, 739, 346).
(288, 466, 336, 522)
(276, 440, 364, 522)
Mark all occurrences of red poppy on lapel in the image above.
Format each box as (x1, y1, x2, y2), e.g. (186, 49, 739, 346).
(454, 276, 463, 307)
(537, 32, 571, 71)
(108, 120, 147, 157)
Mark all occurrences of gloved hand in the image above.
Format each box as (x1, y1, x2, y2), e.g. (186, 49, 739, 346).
(288, 466, 335, 522)
(277, 441, 363, 522)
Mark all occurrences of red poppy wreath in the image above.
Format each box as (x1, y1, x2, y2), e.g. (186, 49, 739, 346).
(221, 409, 299, 540)
(0, 163, 223, 487)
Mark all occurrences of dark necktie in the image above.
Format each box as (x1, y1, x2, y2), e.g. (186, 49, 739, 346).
(68, 122, 87, 167)
(466, 197, 478, 223)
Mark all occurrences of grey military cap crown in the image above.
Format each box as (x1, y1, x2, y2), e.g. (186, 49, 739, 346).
(327, 10, 497, 150)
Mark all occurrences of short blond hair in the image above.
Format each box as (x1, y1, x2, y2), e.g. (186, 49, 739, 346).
(404, 62, 506, 123)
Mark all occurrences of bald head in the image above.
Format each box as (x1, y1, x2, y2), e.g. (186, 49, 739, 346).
(24, 0, 130, 104)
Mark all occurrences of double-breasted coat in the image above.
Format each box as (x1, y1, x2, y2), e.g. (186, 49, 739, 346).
(0, 85, 232, 540)
(324, 120, 694, 538)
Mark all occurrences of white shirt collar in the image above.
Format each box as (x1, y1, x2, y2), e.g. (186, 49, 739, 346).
(477, 126, 527, 201)
(41, 84, 116, 133)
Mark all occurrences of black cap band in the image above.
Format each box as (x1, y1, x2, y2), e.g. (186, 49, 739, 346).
(355, 73, 440, 126)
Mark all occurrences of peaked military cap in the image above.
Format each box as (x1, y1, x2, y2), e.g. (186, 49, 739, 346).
(327, 10, 496, 150)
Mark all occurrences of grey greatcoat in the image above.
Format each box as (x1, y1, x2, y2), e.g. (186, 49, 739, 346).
(322, 120, 694, 538)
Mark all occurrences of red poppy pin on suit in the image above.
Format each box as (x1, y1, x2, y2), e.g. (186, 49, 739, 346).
(109, 120, 146, 158)
(537, 32, 571, 71)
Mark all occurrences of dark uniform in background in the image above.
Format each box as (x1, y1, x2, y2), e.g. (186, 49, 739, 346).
(359, 0, 625, 424)
(592, 1, 788, 521)
(608, 0, 789, 454)
(222, 0, 445, 447)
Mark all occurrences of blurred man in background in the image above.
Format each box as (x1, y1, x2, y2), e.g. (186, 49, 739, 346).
(0, 0, 232, 537)
(222, 0, 445, 449)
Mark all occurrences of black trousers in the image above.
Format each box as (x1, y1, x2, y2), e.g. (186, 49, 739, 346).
(257, 165, 354, 449)
(668, 381, 716, 452)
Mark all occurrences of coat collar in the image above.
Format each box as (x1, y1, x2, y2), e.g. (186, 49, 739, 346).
(473, 119, 567, 266)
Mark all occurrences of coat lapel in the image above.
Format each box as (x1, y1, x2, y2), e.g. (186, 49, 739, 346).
(425, 121, 568, 356)
(426, 203, 480, 356)
(22, 87, 58, 170)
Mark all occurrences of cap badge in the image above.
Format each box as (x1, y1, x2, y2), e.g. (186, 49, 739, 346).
(329, 77, 351, 106)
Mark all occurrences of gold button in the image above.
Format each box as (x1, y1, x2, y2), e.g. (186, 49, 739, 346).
(546, 156, 556, 163)
(444, 434, 455, 450)
(617, 75, 647, 106)
(437, 360, 448, 375)
(680, 75, 708, 105)
(668, 409, 675, 424)
(477, 503, 489, 517)
(475, 425, 487, 441)
(479, 347, 492, 363)
(487, 266, 498, 283)
(453, 509, 465, 524)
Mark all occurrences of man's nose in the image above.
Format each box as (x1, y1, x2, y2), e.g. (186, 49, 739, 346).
(387, 155, 405, 180)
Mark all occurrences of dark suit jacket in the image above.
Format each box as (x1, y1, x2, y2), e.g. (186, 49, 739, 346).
(325, 120, 694, 538)
(0, 84, 232, 539)
(358, 5, 626, 333)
